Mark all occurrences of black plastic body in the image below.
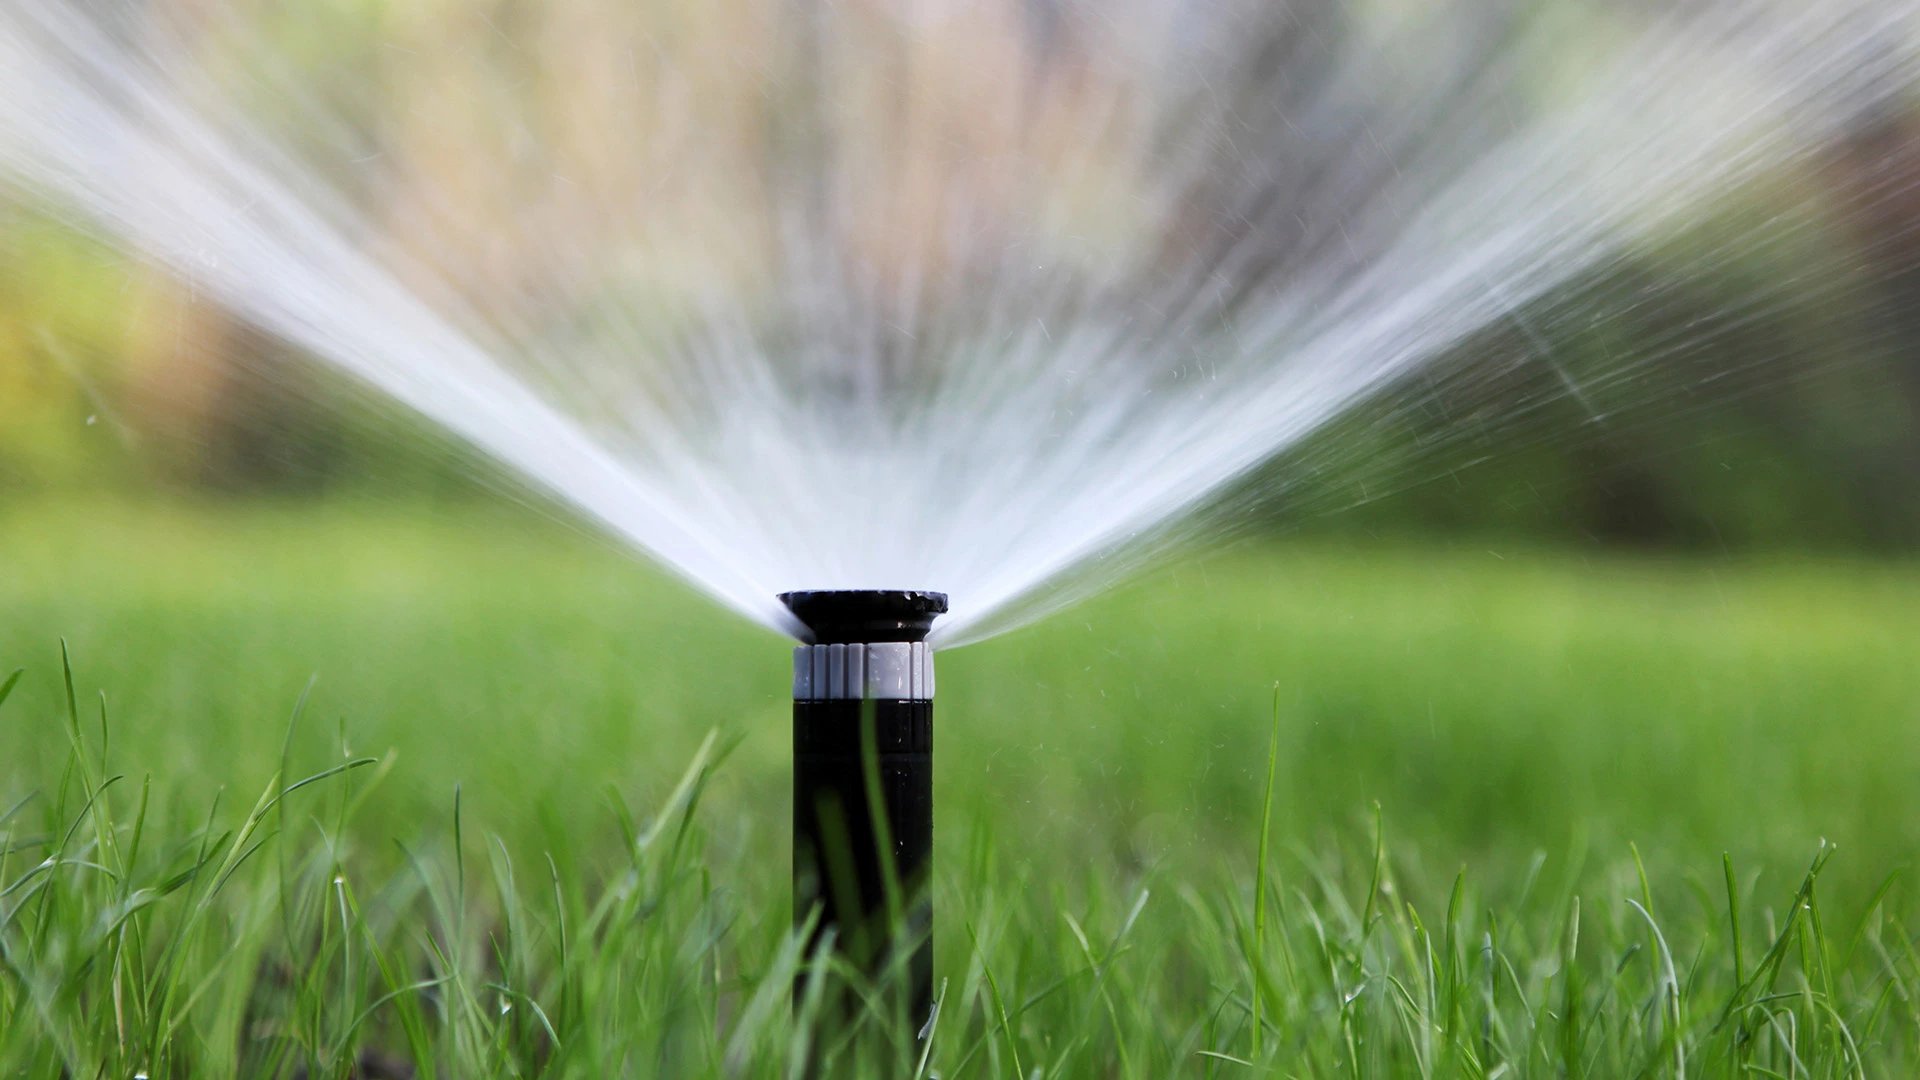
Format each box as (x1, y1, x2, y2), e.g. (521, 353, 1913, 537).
(793, 697, 933, 1024)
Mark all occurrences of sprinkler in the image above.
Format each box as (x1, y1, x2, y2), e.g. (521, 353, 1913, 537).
(782, 589, 946, 1027)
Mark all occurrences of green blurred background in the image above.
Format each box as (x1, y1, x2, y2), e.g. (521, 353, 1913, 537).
(2, 498, 1916, 919)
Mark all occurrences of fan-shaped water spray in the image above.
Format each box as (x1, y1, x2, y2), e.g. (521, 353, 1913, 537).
(0, 0, 1912, 645)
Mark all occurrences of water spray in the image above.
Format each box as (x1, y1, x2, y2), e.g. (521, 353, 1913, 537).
(782, 590, 945, 1024)
(2, 0, 1913, 1034)
(1, 2, 1906, 653)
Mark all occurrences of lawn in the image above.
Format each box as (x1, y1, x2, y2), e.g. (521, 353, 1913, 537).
(2, 496, 1918, 1076)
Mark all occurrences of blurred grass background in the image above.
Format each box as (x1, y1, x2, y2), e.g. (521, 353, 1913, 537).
(3, 497, 1915, 917)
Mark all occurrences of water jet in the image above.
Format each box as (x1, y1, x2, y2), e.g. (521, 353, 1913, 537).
(0, 1, 1908, 654)
(782, 589, 945, 1026)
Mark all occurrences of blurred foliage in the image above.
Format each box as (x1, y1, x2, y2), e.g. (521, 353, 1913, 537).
(1, 0, 1917, 549)
(0, 212, 132, 487)
(0, 207, 491, 497)
(7, 171, 1918, 544)
(1258, 158, 1920, 550)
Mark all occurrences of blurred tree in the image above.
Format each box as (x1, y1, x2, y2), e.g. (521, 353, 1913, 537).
(1261, 171, 1920, 551)
(1829, 97, 1920, 544)
(0, 212, 135, 488)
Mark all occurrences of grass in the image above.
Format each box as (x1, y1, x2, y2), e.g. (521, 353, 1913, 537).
(2, 496, 1920, 1076)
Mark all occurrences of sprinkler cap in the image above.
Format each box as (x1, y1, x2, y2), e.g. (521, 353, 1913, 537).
(779, 590, 948, 644)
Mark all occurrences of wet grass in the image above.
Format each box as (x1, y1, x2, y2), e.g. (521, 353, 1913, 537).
(2, 497, 1919, 1076)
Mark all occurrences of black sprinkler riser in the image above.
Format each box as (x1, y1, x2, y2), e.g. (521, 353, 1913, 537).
(782, 591, 946, 1030)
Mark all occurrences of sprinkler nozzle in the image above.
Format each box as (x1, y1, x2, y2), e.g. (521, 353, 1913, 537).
(779, 589, 948, 644)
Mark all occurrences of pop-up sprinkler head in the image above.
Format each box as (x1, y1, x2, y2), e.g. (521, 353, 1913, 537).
(781, 589, 947, 1029)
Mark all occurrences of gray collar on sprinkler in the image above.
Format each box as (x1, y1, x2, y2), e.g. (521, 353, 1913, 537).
(778, 590, 948, 644)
